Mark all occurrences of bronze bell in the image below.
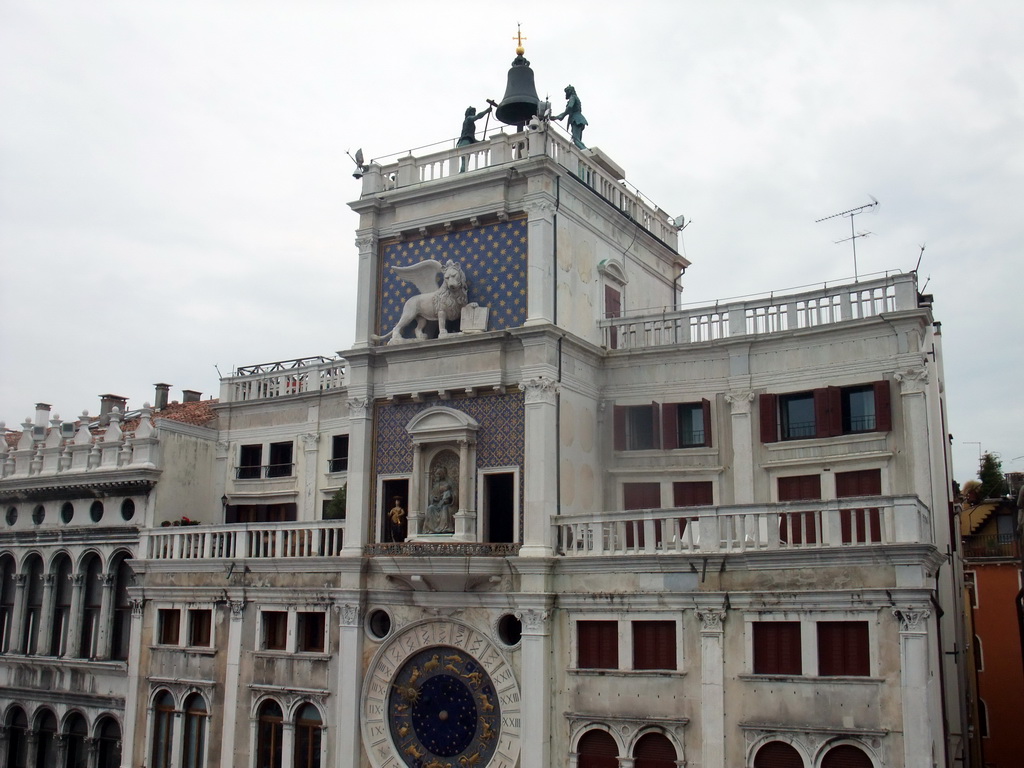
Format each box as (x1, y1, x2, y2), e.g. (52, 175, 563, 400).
(495, 52, 541, 126)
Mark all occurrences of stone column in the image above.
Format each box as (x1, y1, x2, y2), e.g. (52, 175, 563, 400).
(25, 731, 39, 768)
(894, 608, 933, 768)
(454, 438, 477, 539)
(281, 722, 295, 768)
(352, 234, 380, 349)
(336, 602, 363, 768)
(696, 607, 727, 768)
(343, 397, 373, 554)
(408, 444, 423, 537)
(523, 199, 556, 326)
(0, 727, 8, 766)
(301, 432, 320, 519)
(218, 600, 245, 768)
(10, 574, 26, 654)
(38, 574, 55, 656)
(65, 574, 84, 658)
(517, 608, 552, 767)
(96, 573, 116, 659)
(725, 391, 755, 505)
(894, 369, 932, 507)
(54, 734, 68, 768)
(521, 377, 559, 557)
(120, 599, 145, 768)
(86, 736, 100, 768)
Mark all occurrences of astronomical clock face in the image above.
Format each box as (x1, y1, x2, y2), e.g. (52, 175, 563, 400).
(362, 619, 521, 768)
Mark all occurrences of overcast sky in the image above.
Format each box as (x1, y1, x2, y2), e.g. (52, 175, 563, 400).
(1, 0, 1021, 488)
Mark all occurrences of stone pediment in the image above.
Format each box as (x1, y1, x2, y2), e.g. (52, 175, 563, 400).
(405, 406, 479, 444)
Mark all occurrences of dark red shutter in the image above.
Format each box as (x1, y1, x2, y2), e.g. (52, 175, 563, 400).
(778, 475, 821, 501)
(753, 621, 802, 674)
(650, 402, 661, 448)
(827, 386, 843, 436)
(836, 469, 881, 497)
(613, 405, 627, 451)
(754, 741, 804, 768)
(578, 621, 618, 669)
(873, 379, 892, 432)
(662, 403, 678, 450)
(759, 394, 778, 443)
(673, 481, 713, 507)
(632, 621, 676, 670)
(605, 286, 621, 351)
(821, 745, 873, 768)
(633, 733, 678, 768)
(813, 388, 833, 438)
(701, 398, 712, 447)
(624, 483, 661, 510)
(578, 729, 620, 768)
(818, 621, 869, 676)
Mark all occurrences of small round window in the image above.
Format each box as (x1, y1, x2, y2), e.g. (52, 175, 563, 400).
(367, 609, 392, 641)
(32, 505, 45, 525)
(89, 500, 105, 522)
(120, 498, 136, 521)
(61, 502, 74, 524)
(497, 614, 523, 647)
(6, 506, 18, 526)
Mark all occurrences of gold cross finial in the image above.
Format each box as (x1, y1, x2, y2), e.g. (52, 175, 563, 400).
(513, 23, 527, 55)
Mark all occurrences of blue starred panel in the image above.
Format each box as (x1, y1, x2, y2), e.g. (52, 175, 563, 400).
(377, 218, 528, 337)
(373, 393, 525, 539)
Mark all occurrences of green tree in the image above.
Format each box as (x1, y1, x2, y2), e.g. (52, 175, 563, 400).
(977, 452, 1007, 499)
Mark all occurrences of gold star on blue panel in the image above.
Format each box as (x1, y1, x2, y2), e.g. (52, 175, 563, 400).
(378, 218, 528, 338)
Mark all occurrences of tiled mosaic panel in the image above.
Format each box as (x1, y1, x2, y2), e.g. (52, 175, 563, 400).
(378, 218, 528, 337)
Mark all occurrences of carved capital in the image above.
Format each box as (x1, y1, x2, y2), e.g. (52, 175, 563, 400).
(725, 391, 755, 415)
(14, 574, 26, 587)
(130, 599, 145, 618)
(101, 573, 116, 587)
(516, 608, 550, 634)
(521, 376, 559, 405)
(230, 600, 246, 620)
(347, 397, 371, 419)
(893, 607, 930, 633)
(523, 199, 556, 219)
(895, 368, 928, 395)
(71, 574, 85, 587)
(339, 603, 360, 627)
(42, 573, 55, 587)
(301, 433, 320, 451)
(354, 235, 376, 253)
(695, 608, 727, 633)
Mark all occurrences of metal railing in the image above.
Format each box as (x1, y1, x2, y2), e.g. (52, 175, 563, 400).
(220, 358, 346, 403)
(962, 533, 1020, 560)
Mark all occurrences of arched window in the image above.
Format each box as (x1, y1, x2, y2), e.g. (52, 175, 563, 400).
(34, 709, 58, 768)
(79, 554, 103, 658)
(633, 731, 678, 768)
(64, 712, 88, 768)
(821, 744, 873, 768)
(294, 703, 323, 768)
(151, 690, 175, 768)
(96, 716, 122, 768)
(22, 555, 44, 655)
(110, 555, 134, 660)
(753, 740, 803, 768)
(256, 700, 284, 768)
(183, 693, 208, 768)
(6, 706, 29, 768)
(577, 729, 619, 768)
(50, 555, 73, 656)
(1, 554, 16, 652)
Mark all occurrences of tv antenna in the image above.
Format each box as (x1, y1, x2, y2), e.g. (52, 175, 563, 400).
(816, 196, 879, 281)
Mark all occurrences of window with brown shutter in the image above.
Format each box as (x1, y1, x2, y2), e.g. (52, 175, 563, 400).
(623, 483, 661, 548)
(762, 381, 892, 443)
(663, 400, 712, 448)
(753, 741, 804, 768)
(633, 732, 678, 768)
(836, 469, 882, 543)
(158, 609, 181, 646)
(632, 621, 676, 670)
(672, 481, 713, 507)
(752, 621, 802, 675)
(817, 621, 869, 676)
(187, 609, 212, 647)
(605, 286, 622, 350)
(297, 611, 326, 653)
(578, 621, 619, 669)
(578, 729, 620, 768)
(613, 404, 661, 450)
(262, 611, 288, 651)
(821, 744, 874, 768)
(777, 475, 821, 544)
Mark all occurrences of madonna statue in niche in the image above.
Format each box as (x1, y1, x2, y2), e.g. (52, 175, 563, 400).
(423, 465, 457, 534)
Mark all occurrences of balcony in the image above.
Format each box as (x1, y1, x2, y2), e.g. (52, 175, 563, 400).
(555, 495, 931, 557)
(142, 521, 345, 561)
(219, 357, 346, 403)
(235, 463, 294, 480)
(962, 533, 1020, 560)
(599, 273, 919, 352)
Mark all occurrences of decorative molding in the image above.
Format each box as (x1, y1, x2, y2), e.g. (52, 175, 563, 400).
(725, 391, 756, 415)
(230, 600, 246, 621)
(523, 199, 557, 218)
(892, 607, 930, 633)
(301, 433, 320, 451)
(695, 608, 727, 633)
(347, 397, 371, 419)
(340, 604, 360, 627)
(130, 599, 145, 618)
(894, 368, 929, 395)
(355, 235, 376, 252)
(516, 608, 550, 634)
(521, 376, 560, 405)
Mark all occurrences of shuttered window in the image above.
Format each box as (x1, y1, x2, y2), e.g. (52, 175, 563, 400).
(817, 621, 870, 676)
(578, 621, 618, 669)
(821, 744, 874, 768)
(753, 741, 803, 768)
(778, 475, 820, 545)
(633, 732, 678, 768)
(632, 621, 676, 670)
(753, 622, 802, 675)
(672, 481, 713, 507)
(578, 729, 619, 768)
(836, 469, 882, 543)
(760, 381, 891, 443)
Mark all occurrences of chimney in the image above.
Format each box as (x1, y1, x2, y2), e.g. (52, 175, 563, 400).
(182, 389, 202, 403)
(154, 383, 171, 410)
(34, 403, 51, 428)
(99, 394, 128, 425)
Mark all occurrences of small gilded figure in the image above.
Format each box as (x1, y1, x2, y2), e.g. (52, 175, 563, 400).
(554, 85, 588, 149)
(388, 496, 407, 542)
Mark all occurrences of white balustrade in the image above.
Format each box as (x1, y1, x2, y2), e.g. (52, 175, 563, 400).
(142, 521, 346, 561)
(220, 358, 346, 403)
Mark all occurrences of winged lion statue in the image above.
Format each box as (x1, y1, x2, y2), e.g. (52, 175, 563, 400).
(373, 259, 469, 345)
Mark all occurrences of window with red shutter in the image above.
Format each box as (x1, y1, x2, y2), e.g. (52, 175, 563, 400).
(777, 475, 821, 545)
(623, 483, 661, 548)
(753, 741, 803, 768)
(836, 470, 882, 544)
(632, 621, 676, 670)
(605, 286, 622, 350)
(673, 482, 713, 507)
(578, 730, 620, 768)
(614, 404, 661, 450)
(578, 621, 619, 669)
(633, 733, 678, 768)
(817, 621, 870, 676)
(753, 621, 802, 675)
(820, 744, 874, 768)
(759, 393, 779, 443)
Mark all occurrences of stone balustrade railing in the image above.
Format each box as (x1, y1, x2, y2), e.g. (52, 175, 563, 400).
(600, 272, 917, 351)
(142, 520, 346, 561)
(360, 125, 678, 246)
(555, 495, 932, 557)
(220, 357, 346, 403)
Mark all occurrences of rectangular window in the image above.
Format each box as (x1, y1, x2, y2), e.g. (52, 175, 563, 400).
(672, 481, 713, 507)
(329, 434, 349, 473)
(842, 386, 876, 432)
(297, 612, 326, 653)
(605, 285, 622, 350)
(267, 441, 294, 478)
(188, 609, 212, 647)
(632, 621, 677, 670)
(837, 469, 882, 543)
(262, 611, 288, 651)
(623, 482, 661, 549)
(158, 609, 181, 646)
(753, 621, 802, 675)
(780, 392, 816, 439)
(578, 620, 619, 669)
(761, 381, 891, 443)
(817, 621, 870, 676)
(777, 475, 820, 545)
(238, 444, 262, 479)
(661, 400, 712, 449)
